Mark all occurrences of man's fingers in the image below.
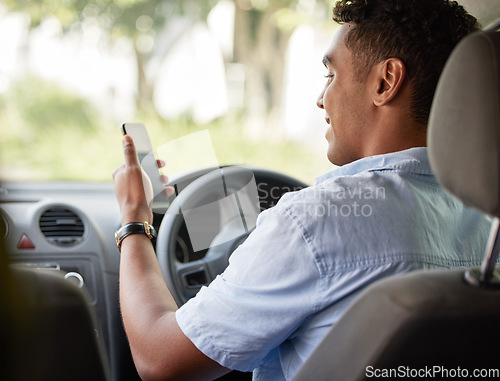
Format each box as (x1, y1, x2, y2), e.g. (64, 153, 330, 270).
(165, 186, 176, 197)
(123, 135, 140, 167)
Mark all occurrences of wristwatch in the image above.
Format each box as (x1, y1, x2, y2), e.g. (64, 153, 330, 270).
(115, 221, 157, 251)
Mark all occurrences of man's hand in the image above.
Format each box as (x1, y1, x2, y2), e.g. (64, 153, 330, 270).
(112, 135, 154, 225)
(112, 134, 230, 380)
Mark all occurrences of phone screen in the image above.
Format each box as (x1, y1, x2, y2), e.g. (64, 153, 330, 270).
(121, 123, 170, 211)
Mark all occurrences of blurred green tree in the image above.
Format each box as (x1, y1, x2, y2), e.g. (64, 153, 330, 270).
(3, 0, 332, 132)
(233, 0, 330, 136)
(2, 0, 218, 112)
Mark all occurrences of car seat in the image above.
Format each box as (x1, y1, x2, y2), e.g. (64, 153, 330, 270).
(293, 30, 500, 381)
(0, 239, 110, 381)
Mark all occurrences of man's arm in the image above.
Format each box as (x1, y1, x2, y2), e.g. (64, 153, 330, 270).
(113, 135, 230, 380)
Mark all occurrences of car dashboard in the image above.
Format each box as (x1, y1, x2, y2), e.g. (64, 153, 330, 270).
(0, 181, 128, 377)
(0, 167, 307, 380)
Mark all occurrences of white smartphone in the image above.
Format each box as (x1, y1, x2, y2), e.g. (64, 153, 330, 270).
(121, 123, 170, 210)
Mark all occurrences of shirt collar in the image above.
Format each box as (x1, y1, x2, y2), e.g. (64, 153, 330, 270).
(315, 147, 432, 185)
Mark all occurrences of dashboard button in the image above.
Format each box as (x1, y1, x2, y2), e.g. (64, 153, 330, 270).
(17, 234, 35, 249)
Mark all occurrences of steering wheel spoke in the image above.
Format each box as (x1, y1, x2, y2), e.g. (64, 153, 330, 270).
(174, 260, 212, 300)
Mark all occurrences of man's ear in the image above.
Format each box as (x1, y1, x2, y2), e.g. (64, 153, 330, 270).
(372, 58, 406, 107)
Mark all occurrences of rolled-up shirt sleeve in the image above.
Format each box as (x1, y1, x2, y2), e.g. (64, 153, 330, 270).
(175, 204, 322, 372)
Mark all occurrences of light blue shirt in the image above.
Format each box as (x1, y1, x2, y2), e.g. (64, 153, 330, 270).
(176, 148, 491, 380)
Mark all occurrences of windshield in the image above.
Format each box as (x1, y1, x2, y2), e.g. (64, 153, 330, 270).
(0, 0, 336, 184)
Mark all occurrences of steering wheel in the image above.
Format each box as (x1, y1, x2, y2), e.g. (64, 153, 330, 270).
(156, 166, 307, 306)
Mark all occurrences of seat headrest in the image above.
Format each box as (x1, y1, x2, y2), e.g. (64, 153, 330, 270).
(428, 31, 500, 216)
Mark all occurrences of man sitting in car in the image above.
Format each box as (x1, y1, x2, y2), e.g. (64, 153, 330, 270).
(112, 0, 489, 380)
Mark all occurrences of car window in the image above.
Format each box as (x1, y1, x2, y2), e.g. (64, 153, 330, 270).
(0, 0, 337, 184)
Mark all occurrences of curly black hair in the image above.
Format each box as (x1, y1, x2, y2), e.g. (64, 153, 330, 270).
(332, 0, 481, 126)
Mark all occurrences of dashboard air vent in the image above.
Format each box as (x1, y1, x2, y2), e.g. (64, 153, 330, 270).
(39, 208, 85, 246)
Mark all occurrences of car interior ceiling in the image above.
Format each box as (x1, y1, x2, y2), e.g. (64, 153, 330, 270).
(459, 0, 500, 29)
